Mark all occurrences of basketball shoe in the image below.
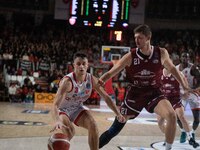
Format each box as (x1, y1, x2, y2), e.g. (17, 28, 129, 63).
(180, 132, 186, 143)
(189, 137, 199, 148)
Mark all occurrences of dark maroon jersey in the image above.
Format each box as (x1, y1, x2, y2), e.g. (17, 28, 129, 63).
(161, 74, 180, 98)
(125, 46, 163, 88)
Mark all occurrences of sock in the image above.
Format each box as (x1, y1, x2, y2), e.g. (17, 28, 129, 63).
(192, 129, 195, 134)
(165, 142, 172, 150)
(180, 128, 185, 132)
(186, 132, 193, 140)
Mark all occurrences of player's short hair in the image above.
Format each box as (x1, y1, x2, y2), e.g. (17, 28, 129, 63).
(73, 52, 88, 61)
(181, 52, 190, 58)
(134, 24, 152, 37)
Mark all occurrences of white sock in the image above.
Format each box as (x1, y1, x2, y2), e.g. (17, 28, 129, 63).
(165, 142, 172, 150)
(180, 128, 185, 132)
(192, 130, 195, 134)
(186, 132, 192, 140)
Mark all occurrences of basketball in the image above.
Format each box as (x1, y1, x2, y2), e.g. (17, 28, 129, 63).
(48, 133, 70, 150)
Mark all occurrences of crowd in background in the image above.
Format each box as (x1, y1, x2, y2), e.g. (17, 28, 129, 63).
(0, 21, 200, 104)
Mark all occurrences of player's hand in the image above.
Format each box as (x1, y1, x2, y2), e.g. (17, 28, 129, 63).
(181, 92, 190, 100)
(183, 86, 194, 96)
(183, 86, 192, 92)
(194, 87, 200, 96)
(50, 121, 68, 132)
(116, 114, 126, 123)
(98, 78, 105, 87)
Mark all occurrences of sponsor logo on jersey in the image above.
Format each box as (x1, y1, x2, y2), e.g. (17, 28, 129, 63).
(170, 77, 175, 81)
(153, 59, 159, 64)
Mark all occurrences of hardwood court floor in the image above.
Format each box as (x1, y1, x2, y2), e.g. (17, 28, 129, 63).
(0, 101, 199, 150)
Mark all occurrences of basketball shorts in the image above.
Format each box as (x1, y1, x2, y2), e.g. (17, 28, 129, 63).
(182, 93, 200, 110)
(167, 96, 183, 110)
(59, 106, 86, 126)
(120, 85, 166, 117)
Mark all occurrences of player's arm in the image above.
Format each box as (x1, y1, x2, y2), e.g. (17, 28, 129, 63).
(93, 76, 126, 123)
(160, 48, 189, 90)
(191, 65, 200, 77)
(191, 65, 200, 88)
(163, 68, 170, 76)
(99, 52, 132, 85)
(51, 77, 72, 130)
(194, 87, 200, 96)
(180, 72, 191, 100)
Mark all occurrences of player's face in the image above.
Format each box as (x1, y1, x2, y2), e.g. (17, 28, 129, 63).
(180, 53, 190, 64)
(134, 33, 150, 49)
(73, 57, 88, 75)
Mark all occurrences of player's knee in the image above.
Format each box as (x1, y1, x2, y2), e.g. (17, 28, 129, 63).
(166, 110, 176, 122)
(89, 121, 99, 134)
(64, 125, 75, 140)
(157, 118, 164, 126)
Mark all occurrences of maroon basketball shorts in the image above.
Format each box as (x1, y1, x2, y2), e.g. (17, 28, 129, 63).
(167, 96, 183, 110)
(120, 85, 166, 118)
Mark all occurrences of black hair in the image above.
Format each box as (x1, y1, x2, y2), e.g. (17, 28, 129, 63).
(181, 52, 189, 57)
(73, 52, 88, 61)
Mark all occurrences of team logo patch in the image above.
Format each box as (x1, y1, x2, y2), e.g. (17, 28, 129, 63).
(86, 83, 91, 89)
(153, 59, 159, 64)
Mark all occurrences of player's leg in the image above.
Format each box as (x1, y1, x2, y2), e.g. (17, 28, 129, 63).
(99, 85, 139, 148)
(176, 106, 191, 135)
(154, 99, 176, 150)
(59, 114, 75, 140)
(191, 109, 200, 140)
(48, 114, 74, 150)
(157, 115, 166, 134)
(178, 99, 188, 143)
(176, 106, 199, 148)
(99, 116, 126, 148)
(157, 115, 167, 146)
(76, 110, 99, 150)
(177, 117, 187, 143)
(189, 93, 200, 140)
(99, 97, 138, 148)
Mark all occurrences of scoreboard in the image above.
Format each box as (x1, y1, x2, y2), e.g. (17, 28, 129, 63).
(69, 0, 130, 28)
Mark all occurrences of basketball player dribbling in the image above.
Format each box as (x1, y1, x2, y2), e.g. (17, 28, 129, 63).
(98, 24, 190, 150)
(50, 52, 125, 150)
